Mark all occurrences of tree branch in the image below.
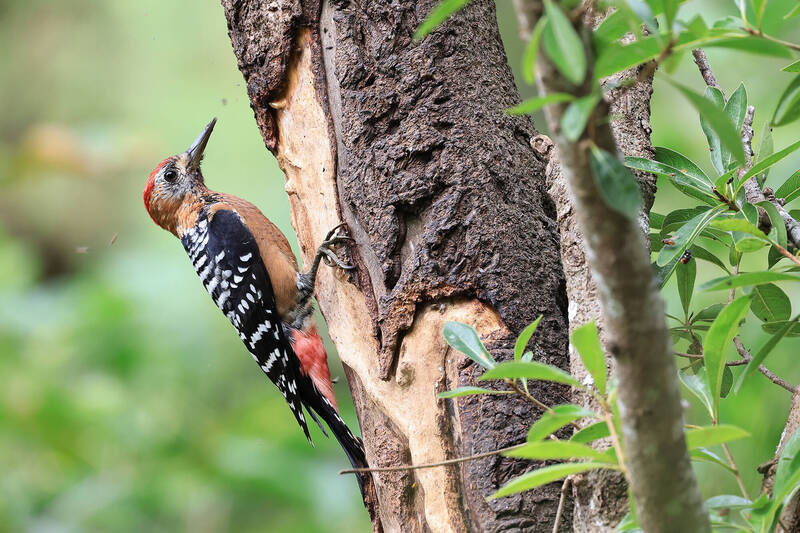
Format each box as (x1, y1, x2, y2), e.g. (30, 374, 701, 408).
(528, 17, 710, 533)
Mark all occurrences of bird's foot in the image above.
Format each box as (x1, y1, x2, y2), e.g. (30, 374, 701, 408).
(317, 223, 355, 271)
(298, 224, 355, 303)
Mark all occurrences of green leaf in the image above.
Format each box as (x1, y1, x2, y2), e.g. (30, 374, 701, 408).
(489, 462, 609, 499)
(414, 0, 470, 40)
(787, 4, 800, 19)
(711, 218, 769, 240)
(773, 427, 800, 504)
(700, 271, 800, 291)
(737, 139, 800, 189)
(769, 245, 785, 269)
(703, 296, 751, 418)
(773, 75, 800, 127)
(542, 0, 586, 85)
(762, 428, 800, 529)
(438, 386, 515, 398)
(506, 93, 574, 115)
(507, 441, 613, 462)
(522, 18, 546, 85)
(527, 404, 597, 441)
(737, 315, 800, 392)
(750, 283, 792, 322)
(650, 211, 665, 229)
(443, 321, 496, 369)
(751, 0, 767, 26)
(625, 156, 716, 204)
(776, 170, 800, 203)
(657, 205, 726, 266)
(686, 424, 750, 450)
(653, 147, 715, 188)
(703, 36, 793, 58)
(757, 201, 787, 248)
(723, 83, 748, 170)
(720, 365, 734, 398)
(480, 361, 581, 388)
(756, 121, 774, 183)
(515, 316, 543, 361)
(691, 245, 730, 273)
(697, 86, 726, 174)
(783, 59, 800, 73)
(589, 145, 642, 221)
(673, 83, 745, 167)
(570, 421, 611, 444)
(762, 320, 800, 336)
(677, 258, 696, 316)
(661, 206, 713, 235)
(693, 303, 727, 322)
(663, 0, 679, 28)
(680, 369, 715, 419)
(570, 322, 607, 396)
(593, 10, 630, 48)
(595, 31, 791, 80)
(562, 94, 602, 141)
(624, 0, 658, 32)
(691, 448, 737, 473)
(705, 494, 752, 509)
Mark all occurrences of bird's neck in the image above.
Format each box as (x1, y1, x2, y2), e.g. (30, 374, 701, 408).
(151, 186, 214, 238)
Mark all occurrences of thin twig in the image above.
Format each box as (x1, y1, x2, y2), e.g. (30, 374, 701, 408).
(721, 441, 750, 499)
(692, 49, 722, 92)
(674, 352, 747, 366)
(743, 27, 800, 53)
(340, 443, 526, 474)
(552, 477, 572, 533)
(739, 106, 772, 231)
(693, 48, 800, 254)
(733, 337, 797, 393)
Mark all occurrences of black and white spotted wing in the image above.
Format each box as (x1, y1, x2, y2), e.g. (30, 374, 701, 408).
(180, 209, 313, 443)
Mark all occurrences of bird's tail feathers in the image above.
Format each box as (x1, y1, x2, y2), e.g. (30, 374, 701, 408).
(296, 373, 368, 497)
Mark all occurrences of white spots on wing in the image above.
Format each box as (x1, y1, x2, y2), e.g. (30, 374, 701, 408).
(216, 289, 230, 309)
(249, 284, 256, 293)
(215, 251, 225, 262)
(240, 253, 252, 262)
(237, 266, 248, 273)
(222, 270, 232, 278)
(246, 293, 255, 303)
(241, 299, 249, 310)
(248, 320, 272, 348)
(199, 262, 212, 282)
(233, 275, 243, 283)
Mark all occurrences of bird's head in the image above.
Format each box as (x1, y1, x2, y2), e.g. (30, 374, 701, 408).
(143, 117, 216, 234)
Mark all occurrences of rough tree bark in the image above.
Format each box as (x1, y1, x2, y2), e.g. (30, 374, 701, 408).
(221, 0, 576, 531)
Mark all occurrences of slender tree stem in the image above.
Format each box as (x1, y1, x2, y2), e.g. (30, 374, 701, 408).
(552, 477, 572, 533)
(721, 441, 750, 499)
(743, 27, 800, 52)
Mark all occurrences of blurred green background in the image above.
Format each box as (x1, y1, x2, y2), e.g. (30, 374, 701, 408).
(1, 0, 799, 531)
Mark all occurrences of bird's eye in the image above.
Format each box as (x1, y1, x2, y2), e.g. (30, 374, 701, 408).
(164, 169, 178, 182)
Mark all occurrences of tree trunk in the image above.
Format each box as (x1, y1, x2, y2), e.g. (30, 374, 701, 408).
(221, 0, 573, 531)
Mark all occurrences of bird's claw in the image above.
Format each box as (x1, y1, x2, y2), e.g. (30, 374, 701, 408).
(317, 224, 355, 271)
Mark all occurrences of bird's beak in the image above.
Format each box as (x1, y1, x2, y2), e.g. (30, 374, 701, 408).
(186, 117, 217, 169)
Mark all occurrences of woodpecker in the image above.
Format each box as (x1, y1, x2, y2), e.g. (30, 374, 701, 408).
(143, 118, 367, 493)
